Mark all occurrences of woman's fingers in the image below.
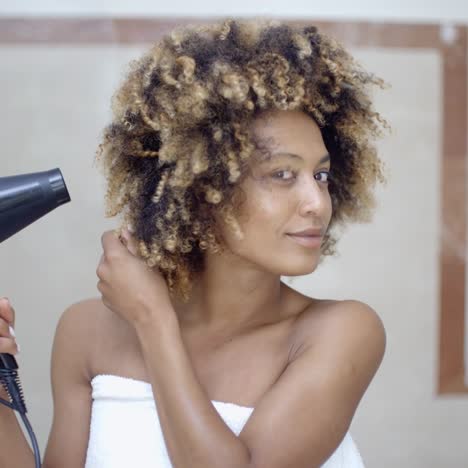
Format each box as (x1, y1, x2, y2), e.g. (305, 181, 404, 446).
(0, 298, 14, 327)
(0, 318, 19, 354)
(0, 317, 13, 337)
(120, 228, 138, 257)
(0, 299, 19, 354)
(0, 336, 20, 355)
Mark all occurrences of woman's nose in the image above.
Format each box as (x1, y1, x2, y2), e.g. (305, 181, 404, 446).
(297, 176, 329, 217)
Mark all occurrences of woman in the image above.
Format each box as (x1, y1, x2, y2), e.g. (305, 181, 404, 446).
(0, 17, 387, 467)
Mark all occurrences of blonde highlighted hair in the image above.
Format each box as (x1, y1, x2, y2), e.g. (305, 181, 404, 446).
(95, 17, 388, 302)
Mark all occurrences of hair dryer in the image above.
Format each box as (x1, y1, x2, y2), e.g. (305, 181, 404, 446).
(0, 167, 71, 366)
(0, 168, 71, 243)
(0, 168, 71, 468)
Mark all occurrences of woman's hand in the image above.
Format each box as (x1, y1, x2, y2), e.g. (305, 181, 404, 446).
(96, 228, 175, 329)
(0, 298, 20, 356)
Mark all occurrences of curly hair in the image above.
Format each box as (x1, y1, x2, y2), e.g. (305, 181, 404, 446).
(94, 17, 388, 302)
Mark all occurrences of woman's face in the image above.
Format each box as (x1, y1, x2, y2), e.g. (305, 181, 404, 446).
(219, 109, 333, 277)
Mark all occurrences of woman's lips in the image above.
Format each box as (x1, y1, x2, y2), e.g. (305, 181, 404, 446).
(285, 233, 323, 248)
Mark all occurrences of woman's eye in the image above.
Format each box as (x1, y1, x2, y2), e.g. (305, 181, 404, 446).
(271, 169, 331, 184)
(272, 169, 296, 181)
(315, 170, 330, 183)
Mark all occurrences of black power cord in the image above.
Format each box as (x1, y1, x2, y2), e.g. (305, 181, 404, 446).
(0, 353, 41, 468)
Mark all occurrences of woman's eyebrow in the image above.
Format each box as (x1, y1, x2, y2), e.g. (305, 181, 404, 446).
(269, 152, 330, 164)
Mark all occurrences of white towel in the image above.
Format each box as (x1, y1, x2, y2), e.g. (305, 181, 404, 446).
(84, 374, 365, 468)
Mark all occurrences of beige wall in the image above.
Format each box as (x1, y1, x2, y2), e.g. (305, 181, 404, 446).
(0, 42, 466, 468)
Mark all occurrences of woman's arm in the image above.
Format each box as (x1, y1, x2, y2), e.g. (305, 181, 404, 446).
(135, 299, 386, 468)
(0, 300, 95, 468)
(0, 386, 36, 468)
(41, 300, 95, 467)
(238, 299, 386, 468)
(0, 298, 35, 467)
(135, 311, 253, 468)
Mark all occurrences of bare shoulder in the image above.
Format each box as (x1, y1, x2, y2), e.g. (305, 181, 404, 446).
(291, 297, 387, 372)
(238, 298, 386, 467)
(293, 298, 386, 335)
(57, 296, 110, 334)
(57, 297, 98, 331)
(55, 296, 118, 379)
(43, 297, 113, 467)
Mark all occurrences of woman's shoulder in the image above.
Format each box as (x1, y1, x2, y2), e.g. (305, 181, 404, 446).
(57, 296, 117, 337)
(294, 296, 382, 325)
(289, 295, 386, 358)
(55, 297, 134, 379)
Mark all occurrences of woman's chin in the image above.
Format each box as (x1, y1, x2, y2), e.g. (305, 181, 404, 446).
(280, 261, 319, 277)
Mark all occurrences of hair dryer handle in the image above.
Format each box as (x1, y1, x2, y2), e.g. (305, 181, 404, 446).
(0, 353, 18, 370)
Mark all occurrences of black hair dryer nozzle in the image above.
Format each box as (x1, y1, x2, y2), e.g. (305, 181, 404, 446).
(0, 168, 71, 244)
